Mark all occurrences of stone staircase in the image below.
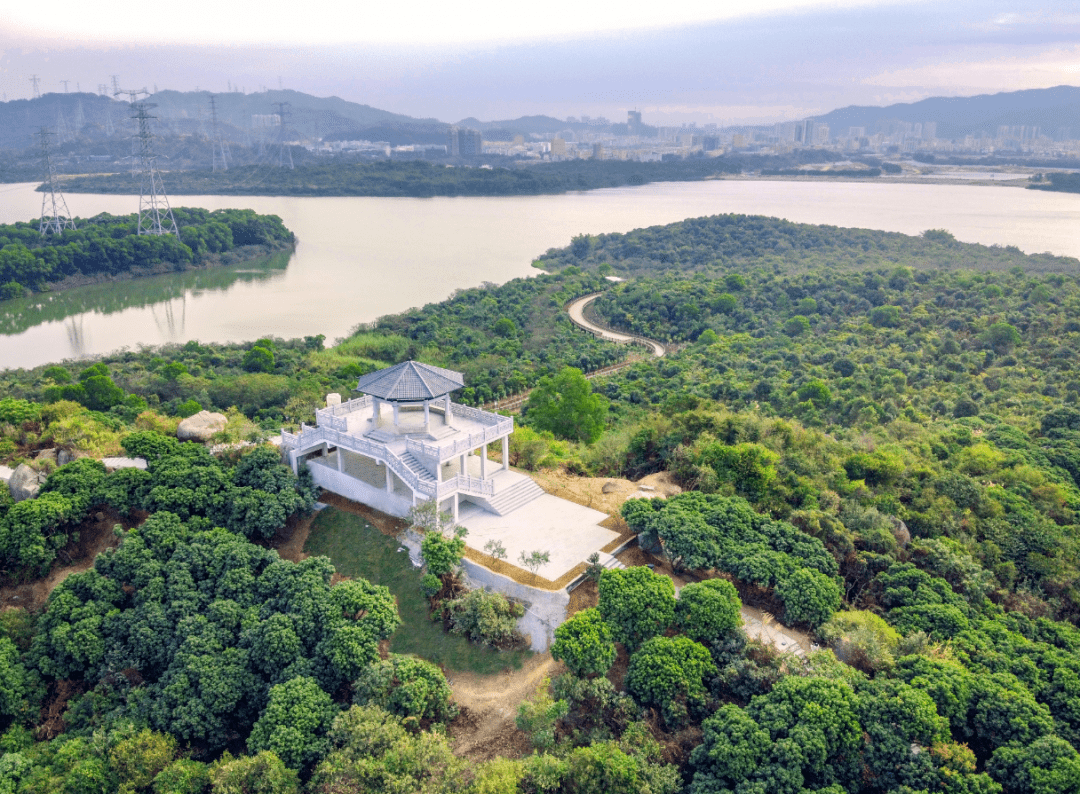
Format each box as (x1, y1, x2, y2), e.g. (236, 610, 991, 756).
(471, 476, 546, 516)
(399, 451, 437, 484)
(594, 551, 626, 571)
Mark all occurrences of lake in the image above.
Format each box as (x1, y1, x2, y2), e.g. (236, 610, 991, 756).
(0, 179, 1078, 369)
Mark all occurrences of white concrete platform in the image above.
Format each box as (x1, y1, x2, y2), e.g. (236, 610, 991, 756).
(458, 494, 620, 581)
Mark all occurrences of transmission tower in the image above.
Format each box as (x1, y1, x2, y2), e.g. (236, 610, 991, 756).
(73, 101, 84, 134)
(274, 101, 293, 169)
(124, 95, 179, 238)
(60, 80, 70, 93)
(37, 128, 76, 236)
(209, 95, 229, 171)
(29, 75, 41, 99)
(111, 75, 121, 95)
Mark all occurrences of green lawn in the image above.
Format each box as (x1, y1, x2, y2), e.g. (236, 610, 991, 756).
(304, 506, 529, 674)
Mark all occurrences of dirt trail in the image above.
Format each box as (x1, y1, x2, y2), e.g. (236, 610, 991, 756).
(0, 509, 131, 612)
(447, 651, 559, 762)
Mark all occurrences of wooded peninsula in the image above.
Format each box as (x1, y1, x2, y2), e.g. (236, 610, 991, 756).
(0, 209, 294, 301)
(3, 214, 1080, 794)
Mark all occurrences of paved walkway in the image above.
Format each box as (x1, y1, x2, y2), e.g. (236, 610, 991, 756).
(566, 293, 667, 357)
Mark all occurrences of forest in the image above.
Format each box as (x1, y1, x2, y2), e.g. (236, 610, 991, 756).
(4, 215, 1080, 792)
(0, 209, 294, 299)
(52, 149, 865, 198)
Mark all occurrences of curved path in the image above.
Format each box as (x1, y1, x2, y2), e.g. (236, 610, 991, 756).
(566, 293, 666, 357)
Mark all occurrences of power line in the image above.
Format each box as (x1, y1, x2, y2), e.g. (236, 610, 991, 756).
(117, 89, 179, 238)
(209, 95, 229, 172)
(274, 101, 294, 169)
(37, 128, 76, 237)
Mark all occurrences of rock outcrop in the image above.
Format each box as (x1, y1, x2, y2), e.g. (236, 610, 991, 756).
(9, 463, 47, 502)
(177, 411, 228, 442)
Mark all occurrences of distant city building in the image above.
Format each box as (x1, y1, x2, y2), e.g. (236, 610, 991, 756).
(448, 126, 483, 156)
(628, 110, 642, 134)
(550, 137, 567, 156)
(702, 135, 720, 152)
(592, 143, 604, 159)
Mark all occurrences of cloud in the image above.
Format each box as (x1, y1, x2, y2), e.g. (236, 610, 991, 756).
(862, 45, 1080, 93)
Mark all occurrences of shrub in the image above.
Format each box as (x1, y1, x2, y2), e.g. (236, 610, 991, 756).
(551, 608, 616, 678)
(444, 588, 525, 648)
(352, 654, 458, 724)
(675, 579, 743, 645)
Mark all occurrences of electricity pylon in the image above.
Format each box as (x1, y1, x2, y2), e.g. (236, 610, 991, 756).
(37, 128, 76, 236)
(274, 101, 294, 169)
(119, 92, 179, 238)
(210, 95, 229, 171)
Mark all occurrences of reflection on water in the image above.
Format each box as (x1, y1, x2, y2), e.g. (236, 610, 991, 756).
(0, 252, 289, 337)
(0, 180, 1078, 369)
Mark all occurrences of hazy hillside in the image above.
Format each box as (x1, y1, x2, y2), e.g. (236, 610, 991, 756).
(816, 84, 1080, 140)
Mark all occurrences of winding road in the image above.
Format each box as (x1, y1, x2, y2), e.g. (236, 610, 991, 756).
(566, 293, 667, 357)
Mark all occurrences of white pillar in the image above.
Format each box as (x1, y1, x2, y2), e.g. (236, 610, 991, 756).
(444, 394, 452, 424)
(385, 464, 393, 493)
(336, 448, 343, 472)
(480, 445, 487, 479)
(453, 493, 459, 523)
(459, 453, 467, 479)
(371, 398, 380, 426)
(392, 402, 400, 426)
(502, 436, 510, 471)
(423, 400, 430, 430)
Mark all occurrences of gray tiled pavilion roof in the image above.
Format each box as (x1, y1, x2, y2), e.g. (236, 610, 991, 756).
(354, 360, 465, 401)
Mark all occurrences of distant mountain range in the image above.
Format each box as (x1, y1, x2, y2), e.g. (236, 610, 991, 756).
(814, 85, 1080, 140)
(2, 84, 1079, 154)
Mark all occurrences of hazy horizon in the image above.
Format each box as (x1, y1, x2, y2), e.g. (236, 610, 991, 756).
(2, 0, 1079, 126)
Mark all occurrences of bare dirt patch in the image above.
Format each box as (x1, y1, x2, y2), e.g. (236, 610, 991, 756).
(529, 469, 681, 517)
(567, 579, 598, 617)
(269, 509, 317, 564)
(447, 651, 559, 762)
(0, 507, 135, 613)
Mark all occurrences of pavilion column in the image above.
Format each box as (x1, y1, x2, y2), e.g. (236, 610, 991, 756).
(371, 398, 379, 426)
(480, 445, 487, 479)
(392, 403, 399, 426)
(385, 464, 393, 493)
(453, 493, 459, 524)
(459, 453, 467, 479)
(502, 436, 510, 471)
(423, 400, 430, 430)
(444, 394, 452, 425)
(336, 448, 343, 472)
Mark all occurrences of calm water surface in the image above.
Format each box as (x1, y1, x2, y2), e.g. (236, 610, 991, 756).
(0, 179, 1078, 369)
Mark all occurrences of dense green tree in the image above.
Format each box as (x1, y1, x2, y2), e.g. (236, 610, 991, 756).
(551, 607, 617, 678)
(525, 366, 608, 443)
(352, 654, 457, 725)
(675, 578, 743, 645)
(598, 566, 676, 651)
(247, 676, 337, 770)
(626, 635, 716, 726)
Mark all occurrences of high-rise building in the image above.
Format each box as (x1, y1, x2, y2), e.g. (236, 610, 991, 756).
(550, 137, 566, 156)
(448, 126, 483, 156)
(627, 110, 642, 134)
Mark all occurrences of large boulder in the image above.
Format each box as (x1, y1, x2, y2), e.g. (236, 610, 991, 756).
(101, 457, 148, 472)
(177, 410, 228, 442)
(9, 463, 47, 502)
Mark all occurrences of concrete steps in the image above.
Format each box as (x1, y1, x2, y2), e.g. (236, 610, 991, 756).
(473, 477, 546, 516)
(399, 451, 436, 483)
(595, 551, 625, 571)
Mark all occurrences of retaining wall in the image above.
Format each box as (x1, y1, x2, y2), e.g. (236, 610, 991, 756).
(400, 530, 568, 652)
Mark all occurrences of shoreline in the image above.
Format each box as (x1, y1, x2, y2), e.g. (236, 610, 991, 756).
(7, 240, 295, 301)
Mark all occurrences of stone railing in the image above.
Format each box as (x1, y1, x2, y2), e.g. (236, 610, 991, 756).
(438, 474, 494, 498)
(406, 410, 513, 463)
(316, 395, 371, 431)
(289, 424, 437, 499)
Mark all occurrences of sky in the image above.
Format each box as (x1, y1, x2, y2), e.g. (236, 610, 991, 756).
(1, 0, 1078, 125)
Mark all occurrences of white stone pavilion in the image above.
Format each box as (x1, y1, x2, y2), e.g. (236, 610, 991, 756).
(281, 361, 543, 521)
